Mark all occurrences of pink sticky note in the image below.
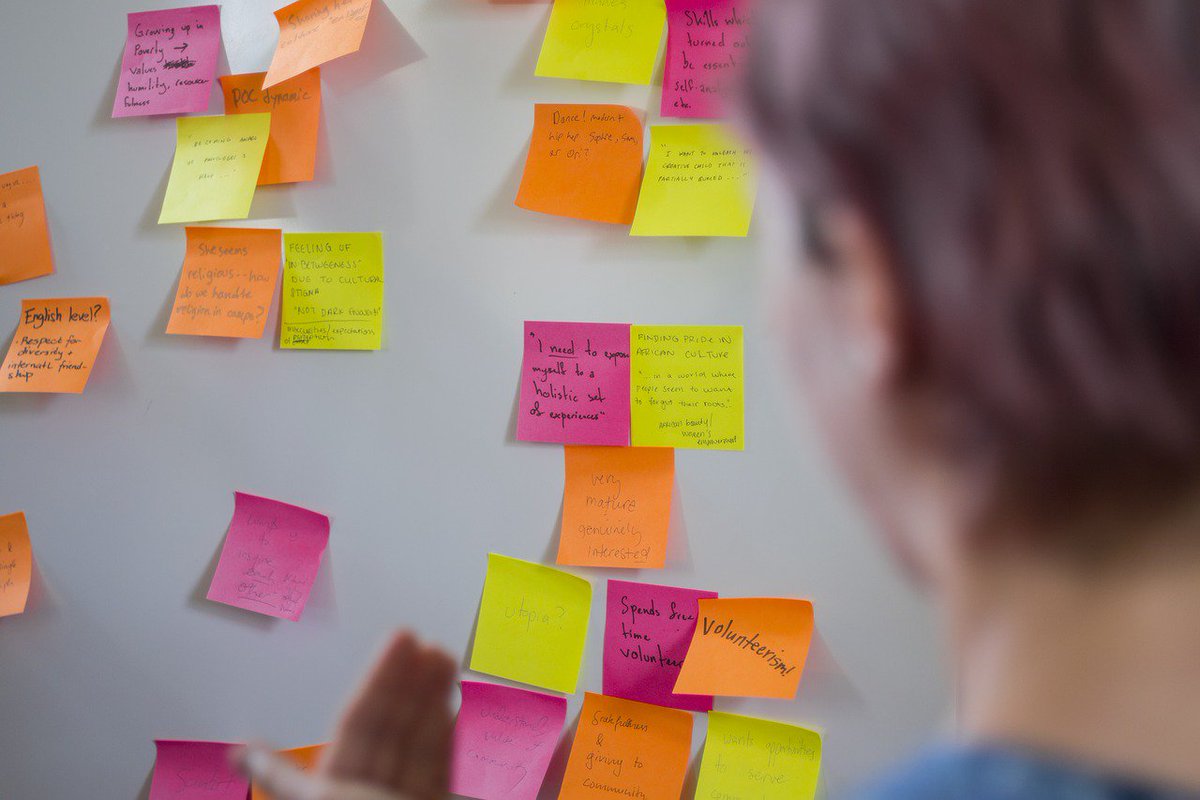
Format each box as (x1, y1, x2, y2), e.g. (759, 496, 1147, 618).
(517, 321, 631, 446)
(149, 740, 249, 800)
(205, 492, 330, 621)
(661, 0, 750, 119)
(603, 579, 718, 711)
(451, 681, 567, 800)
(112, 5, 221, 118)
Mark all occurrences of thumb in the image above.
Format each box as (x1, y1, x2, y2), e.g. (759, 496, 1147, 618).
(234, 743, 325, 800)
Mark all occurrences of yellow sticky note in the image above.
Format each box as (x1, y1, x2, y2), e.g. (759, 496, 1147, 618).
(159, 114, 272, 225)
(280, 232, 384, 350)
(630, 325, 744, 449)
(535, 0, 666, 85)
(695, 712, 822, 800)
(630, 124, 756, 236)
(0, 511, 33, 618)
(469, 553, 591, 693)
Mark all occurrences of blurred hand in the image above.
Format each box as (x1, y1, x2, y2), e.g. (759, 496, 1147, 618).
(236, 631, 457, 800)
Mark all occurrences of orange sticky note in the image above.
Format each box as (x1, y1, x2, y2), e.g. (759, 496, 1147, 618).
(559, 446, 674, 569)
(251, 744, 326, 800)
(515, 104, 644, 224)
(674, 597, 814, 699)
(220, 70, 322, 185)
(0, 166, 54, 285)
(263, 0, 372, 89)
(166, 227, 282, 338)
(0, 298, 110, 393)
(0, 511, 32, 618)
(559, 693, 692, 800)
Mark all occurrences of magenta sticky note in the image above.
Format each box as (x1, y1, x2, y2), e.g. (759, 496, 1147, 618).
(205, 492, 330, 622)
(149, 740, 249, 800)
(517, 321, 631, 446)
(603, 579, 718, 711)
(451, 681, 567, 800)
(112, 5, 221, 118)
(661, 0, 750, 119)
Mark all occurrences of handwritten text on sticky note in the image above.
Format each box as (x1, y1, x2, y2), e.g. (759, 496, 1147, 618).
(149, 740, 249, 800)
(662, 0, 749, 118)
(159, 114, 271, 224)
(0, 298, 110, 394)
(0, 512, 32, 618)
(536, 0, 666, 85)
(695, 712, 822, 800)
(0, 166, 54, 285)
(220, 69, 321, 185)
(280, 232, 384, 350)
(112, 5, 221, 117)
(166, 227, 281, 338)
(264, 0, 372, 88)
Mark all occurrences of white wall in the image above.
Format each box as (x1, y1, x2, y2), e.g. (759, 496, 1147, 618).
(0, 1, 948, 797)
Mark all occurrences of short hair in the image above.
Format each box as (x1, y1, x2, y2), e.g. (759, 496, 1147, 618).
(745, 0, 1200, 527)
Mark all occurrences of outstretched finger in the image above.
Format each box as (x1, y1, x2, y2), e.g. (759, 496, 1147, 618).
(236, 743, 326, 800)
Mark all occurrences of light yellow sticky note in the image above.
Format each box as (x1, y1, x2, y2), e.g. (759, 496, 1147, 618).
(630, 124, 756, 236)
(535, 0, 666, 85)
(469, 553, 591, 693)
(159, 114, 272, 225)
(695, 712, 822, 800)
(631, 325, 743, 449)
(280, 232, 384, 350)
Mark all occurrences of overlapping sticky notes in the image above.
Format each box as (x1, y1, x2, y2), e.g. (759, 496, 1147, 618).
(0, 298, 110, 393)
(206, 492, 330, 621)
(166, 227, 281, 338)
(158, 114, 272, 224)
(559, 692, 692, 800)
(220, 69, 321, 185)
(603, 579, 716, 711)
(451, 681, 567, 800)
(515, 104, 644, 224)
(630, 124, 756, 236)
(0, 166, 54, 285)
(517, 321, 630, 445)
(149, 740, 249, 800)
(0, 512, 32, 618)
(558, 446, 674, 568)
(264, 0, 372, 89)
(662, 0, 750, 118)
(112, 5, 221, 117)
(536, 0, 666, 84)
(280, 232, 383, 350)
(630, 324, 743, 449)
(695, 713, 822, 800)
(251, 744, 326, 800)
(469, 554, 591, 693)
(674, 598, 814, 699)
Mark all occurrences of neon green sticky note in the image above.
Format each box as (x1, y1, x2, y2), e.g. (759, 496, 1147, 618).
(631, 324, 744, 450)
(695, 712, 822, 800)
(280, 232, 384, 350)
(535, 0, 666, 85)
(470, 553, 592, 693)
(158, 114, 272, 224)
(630, 124, 756, 237)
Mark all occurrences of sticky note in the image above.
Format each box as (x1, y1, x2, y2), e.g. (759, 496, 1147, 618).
(112, 5, 221, 117)
(0, 512, 32, 618)
(251, 744, 326, 800)
(559, 693, 692, 800)
(0, 298, 110, 394)
(630, 324, 743, 449)
(220, 69, 321, 185)
(517, 321, 630, 446)
(149, 740, 249, 800)
(674, 598, 814, 699)
(159, 114, 272, 225)
(661, 0, 750, 118)
(280, 232, 384, 350)
(515, 104, 644, 224)
(603, 580, 716, 711)
(630, 124, 755, 236)
(166, 227, 281, 338)
(695, 713, 822, 800)
(451, 681, 567, 800)
(263, 0, 372, 89)
(469, 554, 591, 693)
(558, 447, 674, 569)
(0, 166, 54, 285)
(535, 0, 666, 85)
(206, 492, 330, 621)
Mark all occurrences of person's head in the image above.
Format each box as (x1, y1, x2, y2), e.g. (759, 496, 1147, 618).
(744, 0, 1200, 584)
